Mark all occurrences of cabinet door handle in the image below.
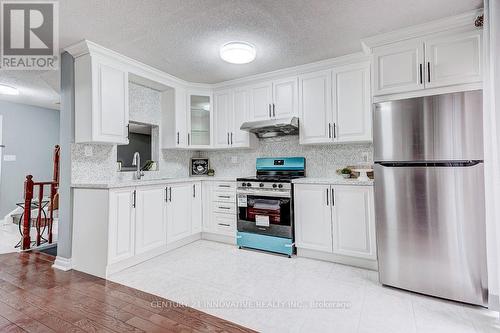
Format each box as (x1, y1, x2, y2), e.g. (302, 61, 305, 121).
(126, 124, 130, 140)
(272, 103, 275, 117)
(230, 132, 233, 145)
(187, 133, 190, 145)
(333, 123, 337, 139)
(227, 132, 230, 145)
(419, 64, 423, 84)
(331, 188, 334, 206)
(165, 187, 168, 202)
(326, 188, 329, 206)
(218, 223, 230, 227)
(177, 132, 179, 144)
(427, 62, 431, 83)
(132, 190, 136, 208)
(268, 104, 272, 118)
(169, 187, 172, 202)
(328, 123, 332, 138)
(193, 184, 196, 198)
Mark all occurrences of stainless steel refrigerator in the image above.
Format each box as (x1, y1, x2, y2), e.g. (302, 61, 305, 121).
(373, 90, 488, 306)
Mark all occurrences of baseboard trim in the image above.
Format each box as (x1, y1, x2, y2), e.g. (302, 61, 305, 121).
(202, 232, 236, 245)
(52, 256, 72, 271)
(297, 248, 378, 271)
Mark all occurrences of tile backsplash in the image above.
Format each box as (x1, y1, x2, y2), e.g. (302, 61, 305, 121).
(71, 83, 373, 184)
(201, 137, 373, 178)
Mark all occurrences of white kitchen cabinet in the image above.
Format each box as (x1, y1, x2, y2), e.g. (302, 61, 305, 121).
(249, 77, 298, 121)
(424, 30, 482, 89)
(108, 188, 135, 264)
(231, 87, 251, 147)
(166, 183, 193, 243)
(372, 29, 482, 96)
(332, 186, 376, 260)
(333, 63, 372, 142)
(372, 39, 424, 96)
(298, 70, 333, 144)
(299, 62, 371, 145)
(74, 54, 129, 144)
(213, 88, 251, 148)
(203, 181, 237, 237)
(294, 184, 333, 252)
(273, 77, 299, 118)
(294, 183, 376, 261)
(249, 82, 273, 121)
(213, 90, 233, 148)
(161, 87, 189, 149)
(187, 91, 212, 148)
(191, 182, 202, 233)
(135, 185, 167, 255)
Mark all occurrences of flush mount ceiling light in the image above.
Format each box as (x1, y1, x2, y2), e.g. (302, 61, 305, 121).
(220, 41, 256, 64)
(0, 84, 19, 95)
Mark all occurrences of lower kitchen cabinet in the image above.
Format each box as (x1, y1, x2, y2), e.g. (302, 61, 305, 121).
(202, 181, 237, 238)
(135, 185, 167, 255)
(294, 183, 377, 264)
(108, 188, 136, 264)
(166, 182, 202, 244)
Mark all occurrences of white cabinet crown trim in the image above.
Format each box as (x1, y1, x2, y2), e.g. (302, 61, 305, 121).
(361, 9, 483, 53)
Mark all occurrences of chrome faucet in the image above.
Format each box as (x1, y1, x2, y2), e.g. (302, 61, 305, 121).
(132, 152, 145, 180)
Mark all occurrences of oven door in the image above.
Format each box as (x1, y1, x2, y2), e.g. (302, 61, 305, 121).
(237, 191, 293, 238)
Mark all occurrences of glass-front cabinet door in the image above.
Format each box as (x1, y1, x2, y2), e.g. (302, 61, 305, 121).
(188, 92, 212, 147)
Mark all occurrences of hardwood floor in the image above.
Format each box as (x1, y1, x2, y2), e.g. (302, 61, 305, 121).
(0, 252, 256, 333)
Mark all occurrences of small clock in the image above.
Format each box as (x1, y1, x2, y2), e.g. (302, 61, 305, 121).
(190, 158, 210, 176)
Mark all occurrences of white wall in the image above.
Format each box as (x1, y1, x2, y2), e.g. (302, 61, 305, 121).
(0, 100, 59, 218)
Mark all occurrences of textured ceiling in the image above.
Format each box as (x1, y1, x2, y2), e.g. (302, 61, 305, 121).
(0, 0, 483, 109)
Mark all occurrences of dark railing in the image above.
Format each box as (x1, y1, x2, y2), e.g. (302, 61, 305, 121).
(21, 145, 60, 250)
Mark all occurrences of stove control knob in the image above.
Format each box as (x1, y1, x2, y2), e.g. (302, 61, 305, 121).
(259, 183, 264, 187)
(242, 182, 246, 187)
(278, 184, 283, 188)
(246, 183, 252, 187)
(272, 184, 277, 188)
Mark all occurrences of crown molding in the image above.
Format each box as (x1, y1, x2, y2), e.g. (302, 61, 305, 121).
(64, 40, 214, 90)
(361, 9, 483, 53)
(212, 52, 371, 89)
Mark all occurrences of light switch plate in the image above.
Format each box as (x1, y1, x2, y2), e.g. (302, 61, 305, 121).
(3, 155, 16, 162)
(84, 145, 93, 157)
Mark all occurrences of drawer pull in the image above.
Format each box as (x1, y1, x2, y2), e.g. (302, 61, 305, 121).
(218, 185, 231, 188)
(218, 223, 231, 227)
(218, 206, 231, 210)
(218, 195, 231, 199)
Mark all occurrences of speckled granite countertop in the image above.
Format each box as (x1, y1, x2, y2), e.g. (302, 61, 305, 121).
(292, 177, 374, 186)
(71, 176, 240, 189)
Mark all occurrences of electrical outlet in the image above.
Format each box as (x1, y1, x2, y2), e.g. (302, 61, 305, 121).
(84, 145, 93, 157)
(231, 156, 238, 164)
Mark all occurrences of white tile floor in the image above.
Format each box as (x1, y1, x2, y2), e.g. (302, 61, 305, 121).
(110, 240, 499, 333)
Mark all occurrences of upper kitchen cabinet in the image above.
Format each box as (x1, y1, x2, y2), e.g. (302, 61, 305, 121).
(187, 91, 212, 148)
(74, 53, 129, 144)
(299, 60, 371, 145)
(372, 39, 425, 96)
(249, 77, 298, 121)
(161, 87, 189, 149)
(424, 30, 482, 89)
(333, 62, 371, 143)
(366, 17, 483, 99)
(213, 88, 252, 148)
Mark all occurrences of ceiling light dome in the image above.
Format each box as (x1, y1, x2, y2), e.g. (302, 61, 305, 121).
(0, 84, 19, 95)
(220, 41, 256, 64)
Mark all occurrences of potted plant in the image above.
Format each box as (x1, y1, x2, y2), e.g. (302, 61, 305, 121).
(340, 167, 351, 179)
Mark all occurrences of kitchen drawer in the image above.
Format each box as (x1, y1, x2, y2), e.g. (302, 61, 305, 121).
(212, 191, 236, 203)
(213, 213, 236, 236)
(212, 202, 236, 214)
(213, 182, 236, 191)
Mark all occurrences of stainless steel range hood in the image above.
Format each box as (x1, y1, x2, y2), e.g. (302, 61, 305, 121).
(240, 117, 299, 138)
